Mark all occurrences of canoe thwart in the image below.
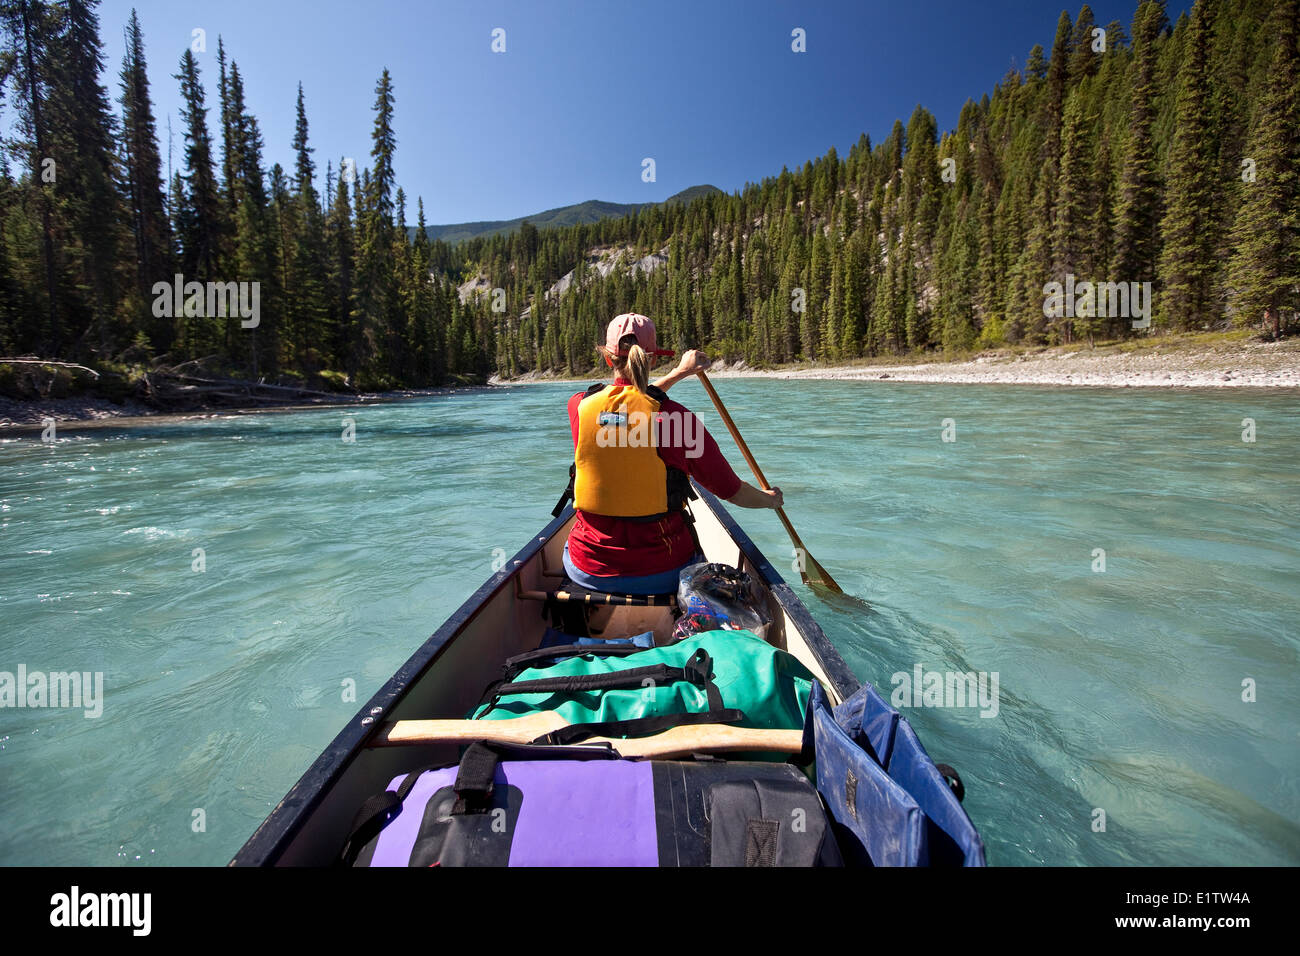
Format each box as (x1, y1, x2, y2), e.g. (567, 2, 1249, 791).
(514, 579, 677, 607)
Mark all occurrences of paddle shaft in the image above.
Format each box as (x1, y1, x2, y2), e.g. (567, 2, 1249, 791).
(372, 716, 804, 760)
(694, 370, 841, 591)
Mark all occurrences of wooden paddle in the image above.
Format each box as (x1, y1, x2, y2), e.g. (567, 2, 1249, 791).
(370, 712, 804, 760)
(694, 370, 843, 593)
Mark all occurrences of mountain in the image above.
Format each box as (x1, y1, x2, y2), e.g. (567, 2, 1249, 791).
(410, 185, 722, 243)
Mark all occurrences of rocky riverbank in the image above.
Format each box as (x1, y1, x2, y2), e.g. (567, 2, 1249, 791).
(0, 386, 488, 434)
(710, 335, 1300, 388)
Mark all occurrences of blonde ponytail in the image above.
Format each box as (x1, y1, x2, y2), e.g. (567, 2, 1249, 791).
(609, 333, 651, 393)
(624, 344, 650, 393)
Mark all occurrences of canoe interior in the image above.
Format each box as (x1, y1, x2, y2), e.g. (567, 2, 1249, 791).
(232, 486, 860, 866)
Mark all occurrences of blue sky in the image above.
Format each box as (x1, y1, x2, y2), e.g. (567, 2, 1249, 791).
(93, 0, 1188, 224)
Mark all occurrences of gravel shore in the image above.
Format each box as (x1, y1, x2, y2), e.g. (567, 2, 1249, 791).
(710, 337, 1300, 388)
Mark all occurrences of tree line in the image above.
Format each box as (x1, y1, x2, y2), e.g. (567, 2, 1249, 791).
(0, 0, 1296, 392)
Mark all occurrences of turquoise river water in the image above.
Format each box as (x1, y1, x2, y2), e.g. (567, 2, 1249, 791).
(1, 380, 1297, 866)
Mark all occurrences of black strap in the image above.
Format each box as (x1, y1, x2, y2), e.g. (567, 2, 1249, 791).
(451, 740, 503, 814)
(551, 462, 577, 518)
(480, 649, 723, 715)
(337, 765, 428, 866)
(680, 498, 703, 555)
(665, 465, 697, 513)
(449, 739, 619, 816)
(745, 819, 780, 867)
(491, 662, 691, 697)
(501, 643, 648, 681)
(475, 643, 647, 707)
(534, 707, 746, 745)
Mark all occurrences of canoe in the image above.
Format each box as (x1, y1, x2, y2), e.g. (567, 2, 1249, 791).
(231, 485, 984, 866)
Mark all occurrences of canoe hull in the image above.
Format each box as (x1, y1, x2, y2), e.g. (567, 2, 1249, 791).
(232, 487, 858, 866)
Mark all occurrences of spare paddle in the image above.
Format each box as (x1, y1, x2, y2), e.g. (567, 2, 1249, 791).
(694, 371, 843, 593)
(370, 712, 805, 760)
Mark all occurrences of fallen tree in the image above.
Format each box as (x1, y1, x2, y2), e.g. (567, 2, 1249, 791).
(140, 368, 361, 411)
(1, 356, 360, 410)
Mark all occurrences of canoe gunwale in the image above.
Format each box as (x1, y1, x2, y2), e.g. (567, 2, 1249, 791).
(691, 485, 860, 701)
(230, 486, 860, 866)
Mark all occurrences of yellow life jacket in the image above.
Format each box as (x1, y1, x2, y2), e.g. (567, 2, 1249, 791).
(574, 384, 668, 518)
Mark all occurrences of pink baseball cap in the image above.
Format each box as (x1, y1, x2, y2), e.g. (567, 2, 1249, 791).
(600, 313, 675, 358)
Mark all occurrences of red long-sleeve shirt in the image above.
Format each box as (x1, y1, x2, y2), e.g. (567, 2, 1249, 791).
(566, 378, 742, 576)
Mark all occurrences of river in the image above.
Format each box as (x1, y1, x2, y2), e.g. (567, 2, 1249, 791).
(1, 379, 1297, 865)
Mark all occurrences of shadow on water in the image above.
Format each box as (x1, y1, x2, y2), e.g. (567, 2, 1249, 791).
(809, 585, 875, 616)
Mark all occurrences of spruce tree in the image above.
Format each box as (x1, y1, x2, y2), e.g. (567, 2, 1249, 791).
(2, 0, 62, 349)
(50, 0, 126, 354)
(1070, 4, 1101, 81)
(826, 239, 844, 362)
(119, 7, 173, 350)
(1112, 1, 1167, 297)
(1156, 0, 1219, 330)
(326, 166, 355, 374)
(1226, 0, 1300, 335)
(288, 83, 327, 368)
(1057, 89, 1097, 294)
(173, 48, 222, 354)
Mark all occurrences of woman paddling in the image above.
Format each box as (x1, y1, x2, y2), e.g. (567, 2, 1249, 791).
(561, 313, 783, 594)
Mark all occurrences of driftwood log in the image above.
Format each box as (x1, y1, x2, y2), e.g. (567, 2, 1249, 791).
(2, 356, 360, 411)
(140, 370, 360, 410)
(0, 358, 101, 378)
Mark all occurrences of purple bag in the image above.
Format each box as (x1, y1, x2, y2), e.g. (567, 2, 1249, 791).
(358, 758, 659, 867)
(342, 741, 842, 867)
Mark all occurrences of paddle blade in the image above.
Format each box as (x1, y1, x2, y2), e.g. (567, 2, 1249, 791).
(801, 550, 843, 594)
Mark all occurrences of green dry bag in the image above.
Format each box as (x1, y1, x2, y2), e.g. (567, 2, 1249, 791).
(470, 630, 814, 732)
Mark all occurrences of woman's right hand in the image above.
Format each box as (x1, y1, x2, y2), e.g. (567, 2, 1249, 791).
(728, 481, 785, 511)
(674, 349, 711, 376)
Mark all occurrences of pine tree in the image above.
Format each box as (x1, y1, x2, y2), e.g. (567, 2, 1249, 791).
(0, 167, 34, 352)
(1, 0, 63, 349)
(351, 69, 398, 384)
(826, 239, 844, 362)
(119, 7, 173, 351)
(1057, 89, 1097, 303)
(326, 166, 355, 374)
(49, 0, 126, 354)
(803, 227, 829, 358)
(173, 48, 223, 354)
(1226, 0, 1300, 336)
(1156, 0, 1219, 330)
(287, 82, 327, 369)
(840, 231, 868, 356)
(1070, 4, 1101, 81)
(1112, 2, 1167, 296)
